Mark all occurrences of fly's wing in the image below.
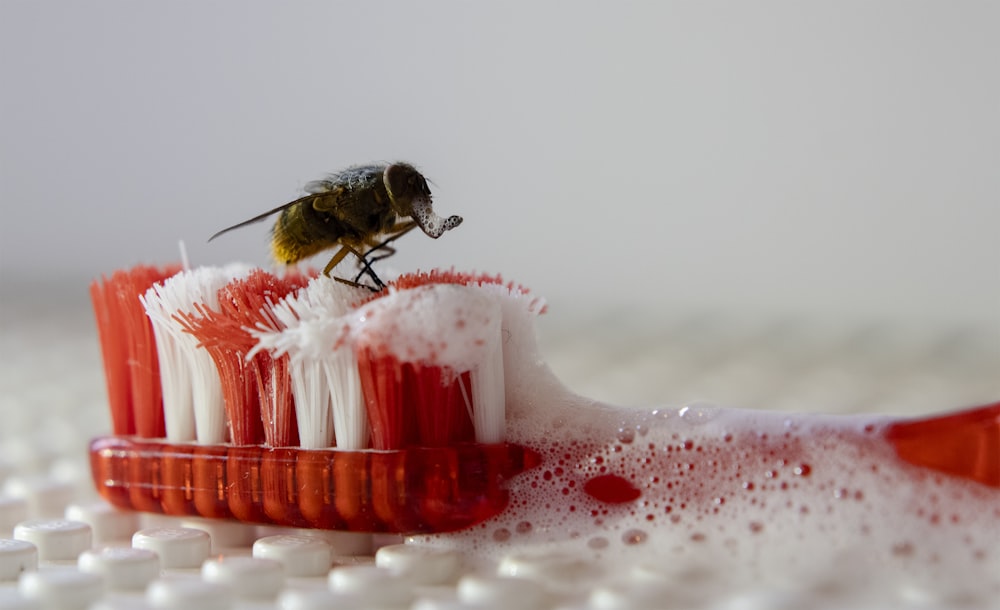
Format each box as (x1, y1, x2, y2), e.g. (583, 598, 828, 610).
(207, 195, 313, 242)
(208, 177, 368, 241)
(304, 183, 357, 213)
(303, 179, 336, 194)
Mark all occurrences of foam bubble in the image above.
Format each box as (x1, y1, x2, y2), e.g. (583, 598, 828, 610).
(352, 284, 501, 373)
(404, 287, 1000, 599)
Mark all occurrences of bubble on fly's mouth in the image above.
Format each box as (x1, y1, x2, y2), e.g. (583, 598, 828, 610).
(412, 198, 463, 238)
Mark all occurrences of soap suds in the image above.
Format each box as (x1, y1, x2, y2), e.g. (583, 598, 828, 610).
(397, 285, 1000, 599)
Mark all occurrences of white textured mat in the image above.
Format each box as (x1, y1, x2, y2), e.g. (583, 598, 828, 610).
(1, 291, 998, 609)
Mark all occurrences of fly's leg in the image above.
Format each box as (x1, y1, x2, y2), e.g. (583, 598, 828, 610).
(351, 222, 418, 284)
(321, 247, 351, 277)
(324, 245, 384, 291)
(367, 221, 417, 262)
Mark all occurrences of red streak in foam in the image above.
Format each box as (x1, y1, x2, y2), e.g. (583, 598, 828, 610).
(583, 474, 642, 504)
(886, 401, 1000, 488)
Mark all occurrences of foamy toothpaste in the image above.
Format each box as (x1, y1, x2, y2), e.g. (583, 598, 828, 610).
(347, 281, 999, 605)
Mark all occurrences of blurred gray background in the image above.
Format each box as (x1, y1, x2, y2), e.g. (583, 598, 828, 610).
(1, 2, 998, 411)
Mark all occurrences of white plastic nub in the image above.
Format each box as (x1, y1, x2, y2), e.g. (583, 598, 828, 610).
(303, 530, 373, 556)
(252, 535, 332, 577)
(0, 587, 42, 610)
(497, 551, 599, 584)
(179, 519, 257, 550)
(18, 570, 104, 609)
(64, 501, 140, 544)
(410, 599, 481, 610)
(201, 556, 284, 599)
(0, 497, 29, 534)
(375, 543, 462, 585)
(3, 478, 76, 520)
(78, 547, 160, 591)
(146, 577, 233, 610)
(277, 589, 370, 610)
(328, 565, 414, 607)
(132, 528, 210, 569)
(589, 580, 681, 610)
(457, 574, 548, 609)
(0, 539, 37, 581)
(13, 520, 92, 561)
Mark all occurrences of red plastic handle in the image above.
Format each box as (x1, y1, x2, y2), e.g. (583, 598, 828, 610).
(89, 437, 540, 533)
(885, 401, 1000, 488)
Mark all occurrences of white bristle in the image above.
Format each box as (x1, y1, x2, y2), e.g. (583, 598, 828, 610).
(292, 357, 333, 448)
(469, 335, 506, 443)
(473, 282, 546, 442)
(252, 276, 367, 449)
(322, 341, 367, 449)
(351, 284, 516, 444)
(477, 282, 546, 410)
(251, 276, 544, 450)
(141, 264, 250, 443)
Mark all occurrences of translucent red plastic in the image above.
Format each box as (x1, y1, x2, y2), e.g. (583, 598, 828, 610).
(89, 264, 181, 438)
(89, 437, 541, 533)
(886, 401, 1000, 488)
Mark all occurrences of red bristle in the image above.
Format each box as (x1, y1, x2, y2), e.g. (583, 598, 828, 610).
(388, 268, 508, 291)
(90, 264, 180, 437)
(354, 268, 518, 449)
(407, 366, 475, 446)
(180, 269, 308, 447)
(356, 350, 476, 450)
(356, 349, 415, 450)
(178, 305, 260, 445)
(384, 268, 545, 314)
(90, 279, 133, 435)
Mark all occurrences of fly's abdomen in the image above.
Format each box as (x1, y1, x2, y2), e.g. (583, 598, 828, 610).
(271, 203, 344, 265)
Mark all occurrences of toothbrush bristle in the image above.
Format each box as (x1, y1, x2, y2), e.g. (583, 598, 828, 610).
(354, 271, 527, 449)
(253, 276, 369, 450)
(179, 269, 310, 447)
(141, 264, 253, 443)
(88, 264, 548, 532)
(388, 268, 507, 290)
(355, 353, 476, 449)
(412, 368, 477, 446)
(90, 264, 181, 437)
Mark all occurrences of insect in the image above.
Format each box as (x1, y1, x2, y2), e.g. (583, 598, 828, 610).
(209, 163, 462, 290)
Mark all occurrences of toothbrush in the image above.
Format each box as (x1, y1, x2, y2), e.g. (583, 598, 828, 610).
(89, 265, 539, 533)
(88, 264, 999, 581)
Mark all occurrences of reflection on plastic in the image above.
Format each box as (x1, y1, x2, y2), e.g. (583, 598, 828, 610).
(89, 438, 540, 534)
(886, 401, 1000, 488)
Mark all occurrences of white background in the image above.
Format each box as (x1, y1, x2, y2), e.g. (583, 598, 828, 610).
(2, 1, 998, 328)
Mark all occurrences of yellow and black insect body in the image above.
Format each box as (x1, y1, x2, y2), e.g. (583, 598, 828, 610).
(209, 163, 462, 290)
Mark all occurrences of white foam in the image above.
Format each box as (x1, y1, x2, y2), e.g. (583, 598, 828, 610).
(352, 285, 503, 373)
(399, 287, 1000, 600)
(349, 282, 544, 444)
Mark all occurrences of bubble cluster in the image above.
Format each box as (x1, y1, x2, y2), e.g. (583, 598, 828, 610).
(410, 294, 1000, 594)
